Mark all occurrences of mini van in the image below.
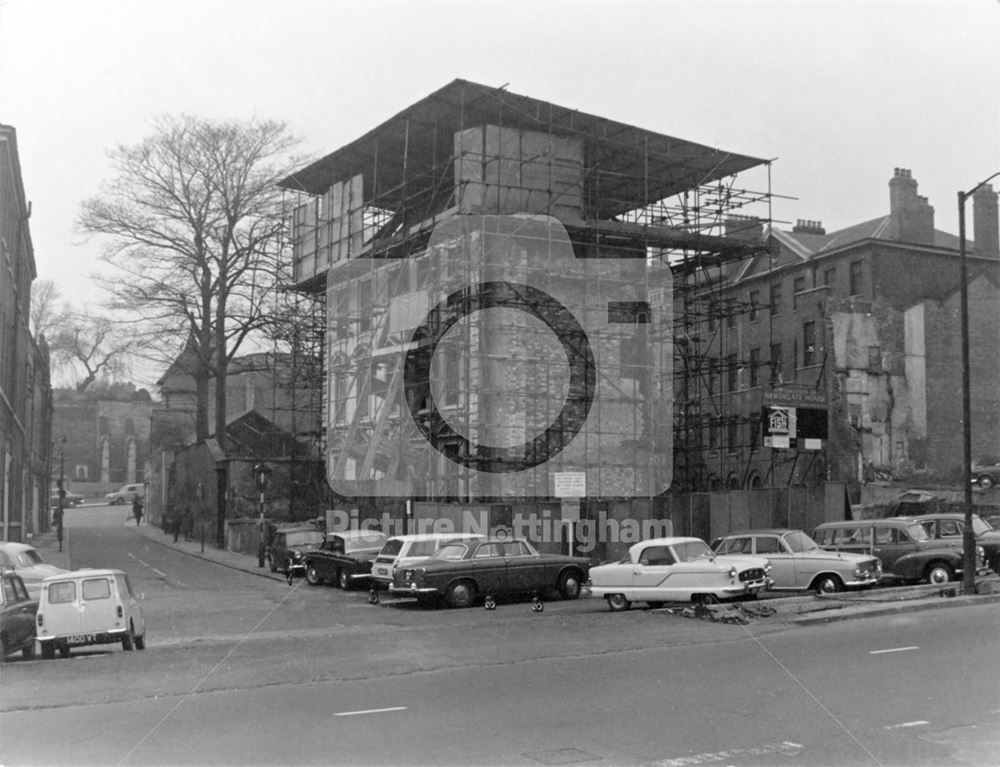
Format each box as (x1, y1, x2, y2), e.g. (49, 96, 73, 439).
(370, 533, 486, 588)
(36, 569, 146, 658)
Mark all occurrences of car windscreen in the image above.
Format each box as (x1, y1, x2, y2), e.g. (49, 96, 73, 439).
(17, 549, 44, 566)
(344, 534, 388, 553)
(378, 540, 404, 558)
(783, 531, 820, 553)
(905, 524, 930, 541)
(972, 517, 992, 535)
(286, 531, 324, 546)
(672, 540, 713, 562)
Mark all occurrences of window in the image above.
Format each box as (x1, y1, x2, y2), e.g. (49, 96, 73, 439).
(867, 345, 882, 372)
(358, 279, 373, 331)
(473, 543, 503, 559)
(726, 417, 739, 452)
(708, 416, 718, 449)
(48, 581, 77, 604)
(849, 260, 863, 296)
(725, 299, 735, 328)
(803, 322, 817, 366)
(770, 343, 783, 385)
(755, 537, 781, 554)
(708, 358, 719, 394)
(793, 276, 806, 309)
(749, 290, 760, 321)
(726, 354, 738, 392)
(82, 578, 111, 601)
(823, 267, 836, 287)
(638, 546, 675, 566)
(749, 347, 760, 388)
(770, 282, 782, 316)
(874, 527, 897, 545)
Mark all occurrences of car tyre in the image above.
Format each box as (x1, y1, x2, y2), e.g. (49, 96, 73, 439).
(58, 643, 70, 658)
(22, 640, 36, 660)
(134, 631, 146, 651)
(122, 628, 135, 651)
(606, 593, 631, 612)
(306, 565, 322, 586)
(41, 642, 55, 660)
(557, 569, 582, 600)
(446, 580, 476, 609)
(338, 569, 351, 591)
(813, 574, 844, 595)
(926, 563, 954, 586)
(978, 474, 995, 490)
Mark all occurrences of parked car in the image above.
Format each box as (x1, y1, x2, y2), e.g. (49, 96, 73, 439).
(813, 518, 987, 585)
(105, 483, 145, 505)
(370, 533, 486, 588)
(0, 542, 68, 600)
(265, 525, 325, 578)
(35, 569, 146, 658)
(1, 570, 38, 660)
(390, 538, 589, 608)
(588, 537, 771, 611)
(971, 461, 1000, 490)
(49, 488, 85, 508)
(903, 513, 1000, 575)
(303, 530, 389, 589)
(710, 529, 881, 594)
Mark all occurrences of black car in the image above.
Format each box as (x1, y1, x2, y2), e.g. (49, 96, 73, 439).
(1, 570, 38, 660)
(303, 530, 389, 589)
(905, 513, 1000, 575)
(391, 538, 590, 608)
(265, 526, 325, 579)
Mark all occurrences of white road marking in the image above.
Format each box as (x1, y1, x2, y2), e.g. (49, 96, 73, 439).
(869, 646, 919, 655)
(334, 706, 407, 717)
(127, 553, 149, 567)
(885, 720, 929, 730)
(152, 568, 167, 577)
(653, 741, 804, 766)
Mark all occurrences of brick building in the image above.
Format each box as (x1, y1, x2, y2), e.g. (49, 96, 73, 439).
(1, 124, 53, 542)
(692, 169, 999, 497)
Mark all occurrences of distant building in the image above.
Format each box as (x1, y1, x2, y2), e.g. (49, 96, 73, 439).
(689, 169, 999, 497)
(1, 124, 52, 542)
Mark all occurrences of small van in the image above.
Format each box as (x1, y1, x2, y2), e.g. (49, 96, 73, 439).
(36, 569, 146, 658)
(370, 533, 486, 588)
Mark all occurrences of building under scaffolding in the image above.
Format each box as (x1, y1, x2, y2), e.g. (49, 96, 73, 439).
(280, 79, 774, 504)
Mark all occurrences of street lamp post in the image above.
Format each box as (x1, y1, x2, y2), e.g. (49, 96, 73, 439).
(56, 436, 67, 552)
(958, 171, 1000, 595)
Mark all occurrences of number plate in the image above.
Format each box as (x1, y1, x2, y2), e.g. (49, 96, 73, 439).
(66, 633, 97, 645)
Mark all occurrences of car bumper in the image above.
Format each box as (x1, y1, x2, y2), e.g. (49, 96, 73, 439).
(389, 583, 439, 595)
(38, 629, 126, 647)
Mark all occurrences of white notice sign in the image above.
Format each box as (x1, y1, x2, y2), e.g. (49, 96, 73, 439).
(554, 472, 586, 498)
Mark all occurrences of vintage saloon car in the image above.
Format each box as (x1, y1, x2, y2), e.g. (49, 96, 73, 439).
(903, 513, 1000, 575)
(710, 529, 882, 594)
(1, 570, 38, 660)
(265, 525, 325, 579)
(303, 530, 389, 589)
(587, 536, 772, 611)
(813, 518, 986, 585)
(390, 538, 589, 608)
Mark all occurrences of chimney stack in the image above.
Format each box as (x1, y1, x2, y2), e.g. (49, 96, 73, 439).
(724, 215, 763, 242)
(972, 183, 999, 260)
(888, 167, 935, 245)
(793, 219, 826, 235)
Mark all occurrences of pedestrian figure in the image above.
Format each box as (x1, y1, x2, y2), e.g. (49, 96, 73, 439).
(132, 498, 143, 526)
(172, 509, 181, 542)
(183, 507, 194, 542)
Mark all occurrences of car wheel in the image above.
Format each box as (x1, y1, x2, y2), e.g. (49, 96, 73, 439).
(813, 574, 844, 595)
(606, 594, 631, 612)
(134, 631, 146, 651)
(557, 569, 582, 600)
(22, 640, 36, 660)
(926, 563, 954, 586)
(445, 580, 476, 608)
(41, 642, 55, 660)
(306, 566, 322, 586)
(978, 474, 995, 490)
(122, 628, 135, 651)
(338, 569, 351, 591)
(58, 643, 70, 658)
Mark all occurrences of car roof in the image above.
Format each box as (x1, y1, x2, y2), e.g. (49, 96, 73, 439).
(0, 542, 36, 554)
(629, 537, 704, 550)
(329, 530, 388, 539)
(715, 529, 799, 537)
(275, 525, 321, 532)
(386, 533, 486, 542)
(42, 568, 125, 581)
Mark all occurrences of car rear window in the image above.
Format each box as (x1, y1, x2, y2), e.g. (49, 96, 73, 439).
(408, 541, 439, 558)
(83, 578, 111, 600)
(344, 534, 388, 553)
(379, 540, 404, 558)
(48, 581, 76, 604)
(286, 531, 324, 546)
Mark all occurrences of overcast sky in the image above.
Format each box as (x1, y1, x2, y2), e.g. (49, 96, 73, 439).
(2, 0, 998, 380)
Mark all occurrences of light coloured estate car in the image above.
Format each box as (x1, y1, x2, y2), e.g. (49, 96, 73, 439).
(711, 529, 882, 594)
(370, 533, 486, 588)
(587, 536, 772, 612)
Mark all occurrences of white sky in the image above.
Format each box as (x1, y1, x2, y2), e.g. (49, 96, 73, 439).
(1, 0, 998, 344)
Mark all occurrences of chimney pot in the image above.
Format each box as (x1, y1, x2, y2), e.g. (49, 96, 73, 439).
(972, 183, 999, 260)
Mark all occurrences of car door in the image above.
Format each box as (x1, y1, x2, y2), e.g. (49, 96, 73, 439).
(630, 544, 685, 599)
(79, 576, 115, 635)
(872, 525, 905, 572)
(1, 575, 36, 649)
(42, 578, 82, 637)
(752, 535, 795, 587)
(469, 542, 508, 595)
(503, 541, 540, 594)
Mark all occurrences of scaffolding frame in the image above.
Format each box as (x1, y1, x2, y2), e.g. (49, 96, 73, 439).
(279, 79, 776, 498)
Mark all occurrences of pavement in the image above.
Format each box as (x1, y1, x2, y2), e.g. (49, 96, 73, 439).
(25, 510, 1000, 626)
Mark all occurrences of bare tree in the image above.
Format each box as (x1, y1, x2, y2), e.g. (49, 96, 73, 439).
(29, 278, 71, 341)
(79, 115, 304, 446)
(52, 311, 136, 392)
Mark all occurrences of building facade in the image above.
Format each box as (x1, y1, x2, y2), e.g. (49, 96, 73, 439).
(693, 169, 999, 498)
(1, 124, 53, 541)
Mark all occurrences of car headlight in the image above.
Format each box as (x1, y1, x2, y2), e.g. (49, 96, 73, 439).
(293, 551, 302, 561)
(728, 566, 738, 578)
